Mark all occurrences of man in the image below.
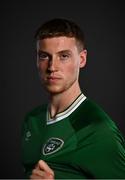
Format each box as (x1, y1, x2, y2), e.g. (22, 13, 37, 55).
(22, 18, 125, 179)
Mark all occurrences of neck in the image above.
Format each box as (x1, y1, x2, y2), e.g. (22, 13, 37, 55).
(48, 82, 82, 118)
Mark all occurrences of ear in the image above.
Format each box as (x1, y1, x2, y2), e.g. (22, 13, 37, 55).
(79, 49, 87, 68)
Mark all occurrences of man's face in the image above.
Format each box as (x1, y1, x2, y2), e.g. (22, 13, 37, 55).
(36, 36, 87, 94)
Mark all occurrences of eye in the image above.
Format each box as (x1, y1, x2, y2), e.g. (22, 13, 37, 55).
(60, 53, 70, 60)
(38, 52, 49, 61)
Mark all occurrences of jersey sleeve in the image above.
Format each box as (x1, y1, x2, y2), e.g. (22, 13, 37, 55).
(21, 113, 33, 178)
(75, 120, 125, 179)
(21, 105, 48, 178)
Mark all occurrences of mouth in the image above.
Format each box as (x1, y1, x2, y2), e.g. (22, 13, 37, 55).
(47, 76, 61, 80)
(46, 76, 62, 83)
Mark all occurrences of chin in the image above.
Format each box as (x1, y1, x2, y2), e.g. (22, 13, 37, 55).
(45, 86, 65, 95)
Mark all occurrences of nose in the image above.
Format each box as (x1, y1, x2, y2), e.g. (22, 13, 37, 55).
(47, 58, 58, 73)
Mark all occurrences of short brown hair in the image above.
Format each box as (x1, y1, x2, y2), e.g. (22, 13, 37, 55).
(35, 18, 86, 52)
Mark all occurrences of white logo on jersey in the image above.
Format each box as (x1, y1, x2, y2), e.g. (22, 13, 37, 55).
(25, 131, 31, 141)
(42, 137, 64, 155)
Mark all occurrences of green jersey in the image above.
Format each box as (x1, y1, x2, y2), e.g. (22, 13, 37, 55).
(22, 94, 125, 179)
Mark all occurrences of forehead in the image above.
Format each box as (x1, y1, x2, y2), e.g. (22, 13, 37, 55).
(37, 36, 78, 52)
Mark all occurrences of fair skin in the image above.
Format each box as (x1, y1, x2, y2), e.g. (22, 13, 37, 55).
(30, 36, 87, 179)
(30, 160, 54, 179)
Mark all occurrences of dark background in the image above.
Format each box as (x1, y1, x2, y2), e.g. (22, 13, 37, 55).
(0, 0, 125, 178)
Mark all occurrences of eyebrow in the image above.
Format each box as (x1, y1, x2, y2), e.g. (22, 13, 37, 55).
(57, 50, 72, 55)
(38, 49, 72, 55)
(38, 50, 50, 56)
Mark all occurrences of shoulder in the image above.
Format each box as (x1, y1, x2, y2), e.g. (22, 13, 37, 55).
(84, 98, 125, 143)
(74, 99, 125, 164)
(26, 104, 47, 117)
(23, 104, 47, 125)
(81, 98, 111, 121)
(71, 98, 115, 131)
(71, 98, 125, 147)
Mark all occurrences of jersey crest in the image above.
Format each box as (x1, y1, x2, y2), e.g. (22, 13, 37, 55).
(42, 137, 64, 155)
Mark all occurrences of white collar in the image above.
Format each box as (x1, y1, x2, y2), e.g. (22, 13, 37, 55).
(46, 93, 86, 125)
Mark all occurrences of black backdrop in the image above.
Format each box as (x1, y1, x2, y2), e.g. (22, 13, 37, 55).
(0, 1, 125, 178)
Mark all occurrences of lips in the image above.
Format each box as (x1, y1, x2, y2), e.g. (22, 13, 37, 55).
(45, 76, 62, 84)
(47, 76, 61, 80)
